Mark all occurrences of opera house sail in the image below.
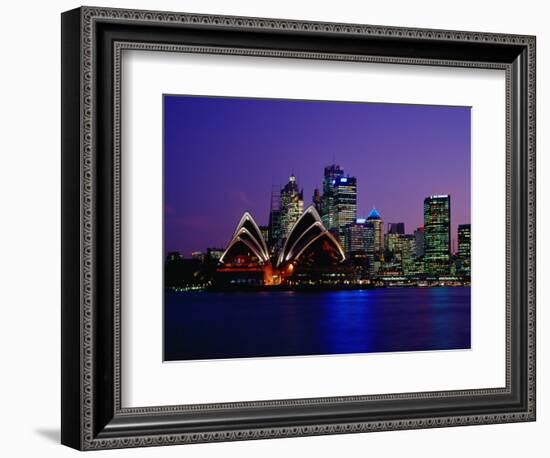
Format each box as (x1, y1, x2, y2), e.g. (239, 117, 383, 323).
(216, 206, 348, 288)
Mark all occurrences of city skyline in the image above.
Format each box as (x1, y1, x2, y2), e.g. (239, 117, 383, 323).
(164, 95, 471, 256)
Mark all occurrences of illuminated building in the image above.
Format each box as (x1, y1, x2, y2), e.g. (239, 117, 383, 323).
(424, 195, 451, 275)
(220, 213, 270, 265)
(414, 226, 425, 257)
(385, 232, 403, 254)
(366, 208, 384, 253)
(218, 207, 346, 287)
(334, 175, 357, 247)
(218, 212, 272, 286)
(278, 206, 348, 285)
(366, 208, 384, 275)
(320, 164, 344, 231)
(279, 174, 304, 241)
(268, 186, 281, 251)
(344, 219, 369, 280)
(278, 206, 345, 267)
(400, 235, 417, 276)
(320, 164, 357, 246)
(385, 233, 416, 276)
(206, 248, 225, 264)
(457, 223, 471, 276)
(458, 224, 471, 258)
(343, 219, 368, 255)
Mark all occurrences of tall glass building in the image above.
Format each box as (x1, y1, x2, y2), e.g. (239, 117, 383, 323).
(268, 186, 282, 252)
(366, 208, 384, 275)
(400, 235, 417, 276)
(343, 219, 368, 255)
(320, 164, 344, 231)
(423, 195, 451, 275)
(335, 175, 357, 247)
(320, 164, 357, 247)
(279, 174, 304, 241)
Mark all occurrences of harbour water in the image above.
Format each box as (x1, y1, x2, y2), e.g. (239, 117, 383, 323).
(164, 287, 471, 361)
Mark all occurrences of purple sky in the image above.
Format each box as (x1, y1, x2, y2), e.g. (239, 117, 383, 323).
(164, 95, 470, 256)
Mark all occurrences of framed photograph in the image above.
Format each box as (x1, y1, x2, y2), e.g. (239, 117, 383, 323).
(61, 6, 536, 450)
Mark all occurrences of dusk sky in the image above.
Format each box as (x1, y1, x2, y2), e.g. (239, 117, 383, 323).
(164, 95, 470, 256)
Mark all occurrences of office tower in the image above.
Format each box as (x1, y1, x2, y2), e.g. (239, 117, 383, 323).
(387, 222, 405, 235)
(366, 208, 384, 254)
(385, 232, 416, 275)
(400, 234, 417, 276)
(320, 164, 357, 247)
(414, 226, 425, 258)
(334, 175, 357, 247)
(320, 164, 344, 231)
(457, 223, 471, 276)
(279, 174, 304, 241)
(268, 186, 281, 251)
(344, 218, 370, 280)
(343, 219, 369, 256)
(366, 208, 384, 275)
(424, 195, 451, 275)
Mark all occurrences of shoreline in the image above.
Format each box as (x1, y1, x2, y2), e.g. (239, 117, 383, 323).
(167, 283, 471, 293)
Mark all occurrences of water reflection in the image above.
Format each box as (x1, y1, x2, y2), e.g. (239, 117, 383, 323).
(164, 287, 471, 361)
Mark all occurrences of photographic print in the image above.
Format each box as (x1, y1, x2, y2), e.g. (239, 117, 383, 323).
(163, 95, 471, 361)
(61, 9, 536, 448)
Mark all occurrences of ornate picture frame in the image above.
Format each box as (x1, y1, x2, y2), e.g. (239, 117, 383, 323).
(61, 6, 536, 450)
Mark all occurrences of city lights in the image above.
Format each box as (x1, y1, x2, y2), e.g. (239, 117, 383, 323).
(166, 165, 470, 290)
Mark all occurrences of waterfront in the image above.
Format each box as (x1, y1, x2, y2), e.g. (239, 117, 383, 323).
(164, 286, 470, 361)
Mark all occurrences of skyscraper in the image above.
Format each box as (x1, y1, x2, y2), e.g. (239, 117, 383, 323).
(366, 208, 384, 275)
(424, 195, 451, 275)
(400, 235, 417, 276)
(343, 219, 369, 256)
(385, 233, 416, 275)
(268, 186, 281, 252)
(334, 175, 357, 247)
(320, 164, 344, 231)
(414, 226, 425, 258)
(279, 174, 304, 241)
(457, 223, 471, 276)
(320, 164, 357, 247)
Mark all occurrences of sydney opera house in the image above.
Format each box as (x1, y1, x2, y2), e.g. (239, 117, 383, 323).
(216, 206, 349, 287)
